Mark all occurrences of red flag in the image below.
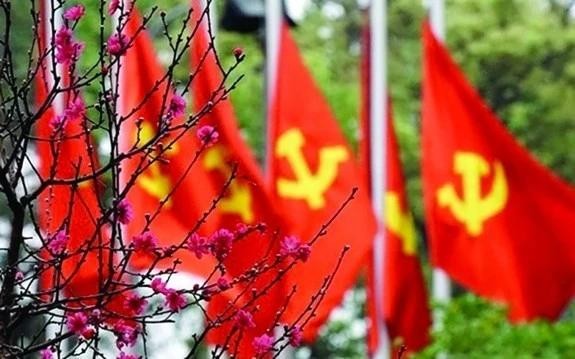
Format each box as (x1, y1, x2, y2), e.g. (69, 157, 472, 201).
(422, 21, 575, 320)
(190, 4, 287, 355)
(118, 9, 214, 277)
(268, 24, 377, 341)
(359, 20, 431, 354)
(36, 2, 128, 319)
(119, 6, 283, 355)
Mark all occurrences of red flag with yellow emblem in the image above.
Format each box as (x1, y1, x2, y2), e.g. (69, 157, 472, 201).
(119, 6, 282, 355)
(118, 9, 213, 276)
(268, 24, 377, 341)
(359, 20, 431, 353)
(422, 21, 575, 320)
(189, 2, 284, 355)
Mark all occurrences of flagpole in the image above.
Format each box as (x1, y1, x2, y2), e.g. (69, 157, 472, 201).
(369, 0, 390, 358)
(264, 1, 295, 358)
(42, 0, 67, 350)
(429, 0, 445, 40)
(428, 0, 451, 334)
(264, 0, 281, 175)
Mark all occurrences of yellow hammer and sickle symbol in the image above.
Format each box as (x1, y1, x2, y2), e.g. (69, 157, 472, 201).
(275, 128, 348, 209)
(385, 192, 417, 255)
(203, 145, 254, 223)
(136, 122, 178, 207)
(437, 151, 508, 236)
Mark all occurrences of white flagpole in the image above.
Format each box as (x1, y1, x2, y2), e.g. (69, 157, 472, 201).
(42, 0, 67, 351)
(264, 0, 282, 175)
(369, 0, 390, 358)
(429, 0, 445, 41)
(428, 0, 451, 334)
(264, 1, 295, 358)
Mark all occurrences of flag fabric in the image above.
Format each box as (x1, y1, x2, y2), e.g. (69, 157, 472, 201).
(118, 8, 214, 277)
(268, 23, 377, 341)
(189, 2, 285, 355)
(119, 6, 282, 355)
(422, 21, 575, 320)
(360, 20, 431, 354)
(36, 1, 129, 319)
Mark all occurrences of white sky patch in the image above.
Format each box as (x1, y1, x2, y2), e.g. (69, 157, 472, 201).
(322, 1, 345, 20)
(318, 25, 333, 40)
(285, 0, 312, 22)
(0, 217, 9, 243)
(357, 0, 370, 9)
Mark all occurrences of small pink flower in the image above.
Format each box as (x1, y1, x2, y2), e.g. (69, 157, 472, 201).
(124, 293, 147, 315)
(252, 333, 274, 355)
(108, 0, 120, 15)
(115, 199, 134, 224)
(234, 309, 255, 329)
(107, 32, 129, 56)
(40, 347, 54, 359)
(167, 94, 186, 119)
(209, 228, 234, 261)
(15, 271, 24, 282)
(114, 321, 139, 349)
(280, 235, 299, 257)
(50, 98, 85, 130)
(63, 4, 85, 21)
(151, 277, 167, 294)
(197, 125, 219, 147)
(216, 277, 231, 291)
(55, 26, 84, 64)
(50, 114, 67, 130)
(186, 233, 210, 259)
(64, 97, 86, 121)
(47, 230, 68, 255)
(66, 312, 90, 336)
(280, 235, 311, 262)
(164, 289, 187, 312)
(288, 325, 303, 346)
(131, 232, 158, 254)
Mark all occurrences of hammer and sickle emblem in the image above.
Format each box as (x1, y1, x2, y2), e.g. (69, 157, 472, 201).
(203, 145, 254, 223)
(275, 129, 348, 209)
(385, 192, 417, 255)
(136, 122, 178, 207)
(437, 151, 508, 236)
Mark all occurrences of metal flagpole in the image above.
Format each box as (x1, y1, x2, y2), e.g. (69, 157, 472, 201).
(427, 0, 451, 336)
(369, 0, 390, 358)
(42, 0, 68, 351)
(264, 0, 282, 175)
(429, 0, 445, 41)
(264, 1, 295, 358)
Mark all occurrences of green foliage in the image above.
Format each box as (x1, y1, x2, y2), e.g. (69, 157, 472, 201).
(446, 0, 575, 183)
(216, 30, 266, 161)
(304, 289, 368, 358)
(417, 295, 575, 359)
